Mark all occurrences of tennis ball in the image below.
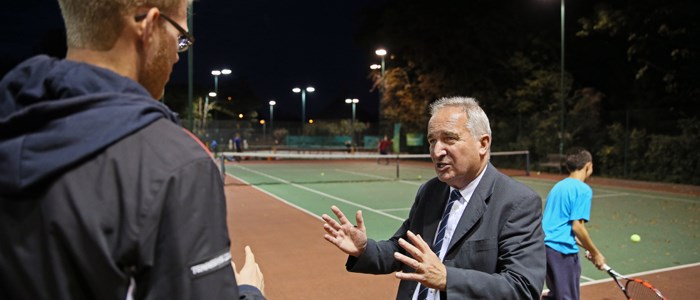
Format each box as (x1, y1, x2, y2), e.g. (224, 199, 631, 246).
(320, 172, 325, 176)
(417, 175, 422, 180)
(537, 171, 541, 175)
(630, 234, 641, 243)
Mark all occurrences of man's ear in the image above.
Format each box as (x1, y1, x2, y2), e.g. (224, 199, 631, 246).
(136, 7, 161, 48)
(478, 134, 491, 155)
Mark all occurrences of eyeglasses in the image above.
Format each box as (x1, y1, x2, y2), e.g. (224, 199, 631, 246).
(135, 13, 195, 52)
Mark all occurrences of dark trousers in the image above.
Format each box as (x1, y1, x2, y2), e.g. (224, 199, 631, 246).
(544, 245, 581, 300)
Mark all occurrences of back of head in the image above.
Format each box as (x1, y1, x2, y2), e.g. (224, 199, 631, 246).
(429, 96, 492, 141)
(564, 147, 592, 173)
(57, 0, 190, 51)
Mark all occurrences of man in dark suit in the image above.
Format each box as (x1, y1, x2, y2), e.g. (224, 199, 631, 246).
(322, 97, 545, 299)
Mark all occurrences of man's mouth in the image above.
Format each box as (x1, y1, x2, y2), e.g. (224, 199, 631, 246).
(436, 162, 449, 169)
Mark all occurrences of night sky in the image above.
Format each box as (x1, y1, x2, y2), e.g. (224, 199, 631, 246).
(2, 0, 381, 122)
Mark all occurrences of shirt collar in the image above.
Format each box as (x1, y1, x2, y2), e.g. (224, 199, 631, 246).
(450, 164, 488, 203)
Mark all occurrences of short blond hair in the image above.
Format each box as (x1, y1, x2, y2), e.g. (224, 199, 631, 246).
(58, 0, 192, 50)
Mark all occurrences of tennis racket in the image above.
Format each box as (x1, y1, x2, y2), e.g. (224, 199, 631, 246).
(602, 264, 666, 300)
(585, 251, 666, 300)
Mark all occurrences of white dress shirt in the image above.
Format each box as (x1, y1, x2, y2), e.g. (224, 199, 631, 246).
(412, 165, 487, 300)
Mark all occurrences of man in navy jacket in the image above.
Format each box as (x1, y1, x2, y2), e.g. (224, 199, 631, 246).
(0, 0, 264, 299)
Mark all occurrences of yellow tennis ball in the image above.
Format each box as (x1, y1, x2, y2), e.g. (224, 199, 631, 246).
(417, 175, 422, 179)
(320, 172, 324, 176)
(630, 234, 641, 242)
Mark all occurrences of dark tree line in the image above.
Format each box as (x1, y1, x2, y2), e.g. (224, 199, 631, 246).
(356, 0, 699, 184)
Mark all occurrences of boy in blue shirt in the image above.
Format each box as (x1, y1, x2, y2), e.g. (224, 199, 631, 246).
(542, 148, 606, 300)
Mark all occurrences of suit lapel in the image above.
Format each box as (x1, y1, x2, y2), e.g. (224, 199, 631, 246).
(422, 184, 450, 248)
(447, 163, 496, 252)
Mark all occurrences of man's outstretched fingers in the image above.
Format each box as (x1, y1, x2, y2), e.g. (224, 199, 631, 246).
(355, 210, 365, 231)
(330, 205, 351, 225)
(244, 245, 256, 265)
(407, 231, 430, 252)
(322, 214, 342, 231)
(398, 238, 423, 261)
(394, 251, 421, 271)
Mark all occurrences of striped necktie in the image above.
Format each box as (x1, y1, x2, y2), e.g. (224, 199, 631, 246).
(416, 189, 462, 300)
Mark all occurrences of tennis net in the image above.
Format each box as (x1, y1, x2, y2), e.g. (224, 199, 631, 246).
(218, 150, 529, 186)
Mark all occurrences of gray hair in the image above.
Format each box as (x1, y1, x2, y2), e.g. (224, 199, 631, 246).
(429, 97, 492, 141)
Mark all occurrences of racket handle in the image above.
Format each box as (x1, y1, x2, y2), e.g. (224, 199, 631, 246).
(585, 251, 611, 271)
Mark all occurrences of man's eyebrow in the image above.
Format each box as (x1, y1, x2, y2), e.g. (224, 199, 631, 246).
(440, 131, 459, 139)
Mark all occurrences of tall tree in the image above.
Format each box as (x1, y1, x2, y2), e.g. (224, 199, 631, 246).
(577, 0, 699, 133)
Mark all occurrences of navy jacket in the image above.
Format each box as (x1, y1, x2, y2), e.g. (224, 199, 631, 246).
(0, 56, 263, 299)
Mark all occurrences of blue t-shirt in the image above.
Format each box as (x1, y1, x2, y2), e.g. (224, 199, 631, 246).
(542, 177, 592, 254)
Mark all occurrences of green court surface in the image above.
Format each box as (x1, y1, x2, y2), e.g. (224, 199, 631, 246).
(226, 160, 700, 283)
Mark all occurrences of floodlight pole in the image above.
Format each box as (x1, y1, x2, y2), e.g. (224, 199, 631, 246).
(559, 0, 565, 171)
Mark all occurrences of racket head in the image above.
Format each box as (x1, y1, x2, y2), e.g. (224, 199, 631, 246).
(624, 278, 666, 300)
(586, 252, 666, 300)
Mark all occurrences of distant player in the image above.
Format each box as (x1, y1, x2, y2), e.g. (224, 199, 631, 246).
(377, 135, 392, 165)
(542, 147, 606, 300)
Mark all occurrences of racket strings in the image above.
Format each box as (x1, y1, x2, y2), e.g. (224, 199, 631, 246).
(625, 279, 665, 300)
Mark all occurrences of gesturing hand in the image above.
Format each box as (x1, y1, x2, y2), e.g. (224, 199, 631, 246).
(394, 231, 447, 291)
(322, 205, 368, 257)
(232, 246, 265, 295)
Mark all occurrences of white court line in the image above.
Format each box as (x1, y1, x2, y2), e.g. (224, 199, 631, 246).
(619, 192, 699, 204)
(580, 261, 700, 286)
(226, 172, 323, 222)
(518, 178, 699, 204)
(231, 165, 405, 222)
(334, 169, 422, 186)
(379, 208, 411, 212)
(593, 193, 629, 199)
(516, 179, 555, 187)
(580, 275, 596, 282)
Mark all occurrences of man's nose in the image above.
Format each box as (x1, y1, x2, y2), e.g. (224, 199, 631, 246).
(431, 142, 447, 157)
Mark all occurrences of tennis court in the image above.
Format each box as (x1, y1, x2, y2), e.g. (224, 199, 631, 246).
(223, 152, 700, 299)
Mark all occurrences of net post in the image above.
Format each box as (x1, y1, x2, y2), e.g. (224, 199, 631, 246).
(220, 154, 226, 180)
(395, 153, 400, 179)
(526, 150, 530, 176)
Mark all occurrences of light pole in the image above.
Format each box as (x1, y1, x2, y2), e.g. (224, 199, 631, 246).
(375, 49, 387, 124)
(203, 92, 217, 129)
(269, 100, 276, 139)
(345, 98, 359, 146)
(559, 0, 565, 167)
(375, 49, 386, 78)
(259, 119, 266, 138)
(211, 68, 231, 96)
(292, 86, 315, 130)
(211, 69, 230, 121)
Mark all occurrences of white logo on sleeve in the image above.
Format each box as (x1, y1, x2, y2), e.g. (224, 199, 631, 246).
(190, 251, 232, 277)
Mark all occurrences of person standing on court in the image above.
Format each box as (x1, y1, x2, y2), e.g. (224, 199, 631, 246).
(541, 148, 606, 300)
(377, 134, 392, 165)
(0, 0, 264, 299)
(322, 97, 546, 299)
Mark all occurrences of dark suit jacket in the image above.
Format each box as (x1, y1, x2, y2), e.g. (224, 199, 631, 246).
(346, 163, 545, 299)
